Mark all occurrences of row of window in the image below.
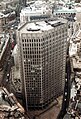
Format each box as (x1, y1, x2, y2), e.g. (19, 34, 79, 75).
(22, 35, 67, 44)
(21, 32, 67, 43)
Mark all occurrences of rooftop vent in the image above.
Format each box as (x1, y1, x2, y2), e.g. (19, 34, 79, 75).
(27, 24, 40, 31)
(27, 28, 40, 31)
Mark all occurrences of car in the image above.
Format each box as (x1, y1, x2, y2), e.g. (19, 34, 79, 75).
(11, 27, 13, 30)
(7, 74, 9, 77)
(12, 24, 14, 27)
(6, 78, 9, 82)
(14, 26, 18, 29)
(7, 74, 10, 79)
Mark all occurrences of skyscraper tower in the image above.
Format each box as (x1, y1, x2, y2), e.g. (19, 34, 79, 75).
(17, 18, 68, 110)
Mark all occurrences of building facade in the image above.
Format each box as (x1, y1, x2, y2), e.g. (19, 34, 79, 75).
(0, 13, 6, 32)
(0, 33, 11, 71)
(54, 7, 76, 17)
(17, 18, 68, 109)
(20, 0, 52, 23)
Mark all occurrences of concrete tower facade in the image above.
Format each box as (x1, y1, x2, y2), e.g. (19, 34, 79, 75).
(17, 18, 68, 109)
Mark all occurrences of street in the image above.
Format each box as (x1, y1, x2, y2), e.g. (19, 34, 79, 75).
(1, 55, 13, 91)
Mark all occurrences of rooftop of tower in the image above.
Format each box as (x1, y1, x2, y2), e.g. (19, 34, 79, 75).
(18, 18, 67, 33)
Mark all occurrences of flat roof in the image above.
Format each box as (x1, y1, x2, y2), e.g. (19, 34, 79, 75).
(54, 7, 76, 13)
(18, 18, 67, 34)
(21, 5, 51, 17)
(20, 0, 52, 19)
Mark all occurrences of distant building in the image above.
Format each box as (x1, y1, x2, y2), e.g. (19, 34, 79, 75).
(69, 41, 77, 57)
(17, 18, 68, 109)
(0, 12, 6, 32)
(69, 29, 81, 57)
(1, 0, 19, 9)
(0, 10, 16, 32)
(75, 11, 81, 23)
(54, 6, 76, 17)
(0, 87, 28, 119)
(54, 6, 76, 36)
(20, 0, 52, 23)
(0, 33, 11, 71)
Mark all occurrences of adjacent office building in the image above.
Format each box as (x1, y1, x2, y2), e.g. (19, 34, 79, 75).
(17, 18, 68, 109)
(20, 0, 52, 23)
(54, 6, 76, 17)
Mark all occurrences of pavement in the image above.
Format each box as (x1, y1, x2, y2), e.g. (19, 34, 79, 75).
(37, 105, 60, 119)
(29, 96, 63, 119)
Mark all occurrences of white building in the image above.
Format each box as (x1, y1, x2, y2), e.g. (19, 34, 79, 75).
(12, 44, 19, 68)
(69, 41, 77, 57)
(20, 0, 52, 23)
(54, 6, 76, 17)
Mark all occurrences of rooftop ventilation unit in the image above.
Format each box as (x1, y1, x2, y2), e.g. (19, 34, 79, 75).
(27, 28, 40, 31)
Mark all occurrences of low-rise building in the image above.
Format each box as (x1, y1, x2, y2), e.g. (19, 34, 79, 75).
(64, 12, 81, 119)
(54, 6, 76, 17)
(0, 10, 16, 32)
(0, 0, 19, 9)
(0, 33, 11, 71)
(0, 87, 28, 119)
